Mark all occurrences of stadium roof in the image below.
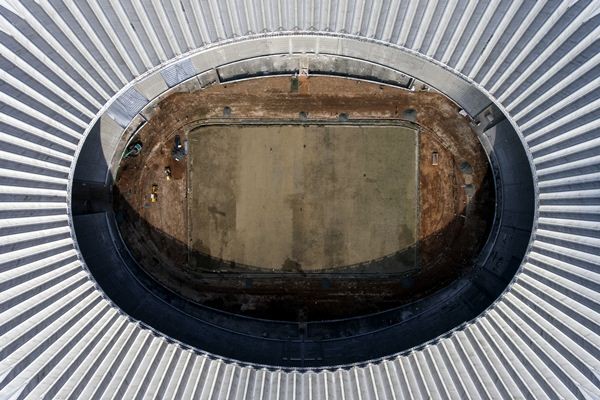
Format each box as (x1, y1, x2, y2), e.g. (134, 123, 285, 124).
(0, 1, 598, 398)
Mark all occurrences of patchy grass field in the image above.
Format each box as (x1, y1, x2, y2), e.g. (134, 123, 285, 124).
(188, 124, 418, 272)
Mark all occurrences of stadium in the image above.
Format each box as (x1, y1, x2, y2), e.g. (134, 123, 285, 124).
(0, 1, 598, 398)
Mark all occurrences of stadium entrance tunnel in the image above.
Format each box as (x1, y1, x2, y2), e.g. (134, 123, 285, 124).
(70, 36, 535, 368)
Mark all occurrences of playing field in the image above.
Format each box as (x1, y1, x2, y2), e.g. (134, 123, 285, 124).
(188, 124, 418, 272)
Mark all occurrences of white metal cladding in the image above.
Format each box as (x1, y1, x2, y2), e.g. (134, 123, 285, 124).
(0, 0, 598, 398)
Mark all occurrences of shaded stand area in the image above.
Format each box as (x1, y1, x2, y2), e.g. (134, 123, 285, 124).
(74, 179, 520, 368)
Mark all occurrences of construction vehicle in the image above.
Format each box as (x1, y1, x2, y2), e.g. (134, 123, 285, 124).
(123, 142, 142, 159)
(164, 166, 172, 180)
(150, 184, 159, 203)
(172, 135, 187, 161)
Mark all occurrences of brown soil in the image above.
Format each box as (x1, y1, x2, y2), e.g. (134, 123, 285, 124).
(113, 76, 494, 321)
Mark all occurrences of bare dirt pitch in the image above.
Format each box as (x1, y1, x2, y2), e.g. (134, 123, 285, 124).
(188, 124, 418, 272)
(113, 76, 495, 320)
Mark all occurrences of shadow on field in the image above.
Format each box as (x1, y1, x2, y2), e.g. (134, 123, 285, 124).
(111, 166, 495, 322)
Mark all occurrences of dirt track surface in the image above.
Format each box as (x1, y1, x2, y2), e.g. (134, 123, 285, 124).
(113, 76, 494, 321)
